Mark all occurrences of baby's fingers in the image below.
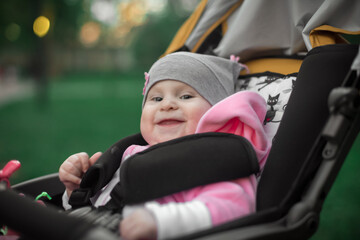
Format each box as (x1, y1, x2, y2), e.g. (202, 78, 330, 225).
(62, 153, 85, 171)
(89, 152, 102, 166)
(76, 152, 90, 173)
(59, 161, 82, 185)
(60, 175, 81, 188)
(120, 209, 157, 240)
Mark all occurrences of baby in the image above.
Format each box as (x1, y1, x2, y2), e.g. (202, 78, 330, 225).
(59, 52, 271, 240)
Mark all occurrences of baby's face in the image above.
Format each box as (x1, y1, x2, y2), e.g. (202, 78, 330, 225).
(141, 80, 212, 145)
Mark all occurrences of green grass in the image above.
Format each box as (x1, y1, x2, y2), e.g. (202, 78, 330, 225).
(0, 72, 144, 183)
(312, 135, 360, 240)
(0, 72, 359, 239)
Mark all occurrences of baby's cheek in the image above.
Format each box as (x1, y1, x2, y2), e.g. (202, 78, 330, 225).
(140, 117, 152, 143)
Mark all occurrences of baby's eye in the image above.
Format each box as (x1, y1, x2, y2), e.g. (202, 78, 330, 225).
(151, 96, 163, 102)
(180, 95, 193, 100)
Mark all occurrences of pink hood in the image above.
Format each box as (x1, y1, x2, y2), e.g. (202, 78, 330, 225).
(196, 91, 271, 170)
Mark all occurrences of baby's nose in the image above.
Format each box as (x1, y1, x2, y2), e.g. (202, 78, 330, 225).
(161, 99, 178, 110)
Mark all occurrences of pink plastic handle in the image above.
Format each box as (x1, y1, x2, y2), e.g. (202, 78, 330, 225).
(0, 160, 21, 179)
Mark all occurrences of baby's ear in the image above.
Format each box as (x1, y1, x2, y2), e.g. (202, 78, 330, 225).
(89, 152, 102, 166)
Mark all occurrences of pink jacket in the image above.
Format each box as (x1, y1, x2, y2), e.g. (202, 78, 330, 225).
(123, 91, 271, 226)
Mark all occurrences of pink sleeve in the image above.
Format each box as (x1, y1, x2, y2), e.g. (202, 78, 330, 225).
(173, 176, 257, 226)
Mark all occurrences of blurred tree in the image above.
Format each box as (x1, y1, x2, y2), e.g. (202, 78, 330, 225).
(0, 0, 195, 76)
(0, 0, 84, 71)
(0, 0, 84, 48)
(50, 0, 85, 46)
(0, 0, 35, 51)
(130, 2, 189, 71)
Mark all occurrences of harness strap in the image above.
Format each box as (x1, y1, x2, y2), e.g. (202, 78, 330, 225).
(68, 188, 93, 208)
(69, 133, 147, 208)
(110, 132, 259, 206)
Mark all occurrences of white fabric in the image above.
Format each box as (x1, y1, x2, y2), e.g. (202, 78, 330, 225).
(62, 191, 72, 210)
(92, 168, 120, 207)
(144, 201, 212, 240)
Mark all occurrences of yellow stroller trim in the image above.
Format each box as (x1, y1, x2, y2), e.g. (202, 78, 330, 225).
(162, 0, 208, 56)
(310, 25, 360, 48)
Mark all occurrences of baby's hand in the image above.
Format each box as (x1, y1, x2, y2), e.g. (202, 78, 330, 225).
(120, 209, 157, 240)
(59, 152, 102, 196)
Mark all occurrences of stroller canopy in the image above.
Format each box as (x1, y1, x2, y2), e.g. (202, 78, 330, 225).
(165, 0, 360, 60)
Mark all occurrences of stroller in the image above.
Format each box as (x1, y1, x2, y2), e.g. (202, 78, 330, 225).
(1, 0, 360, 239)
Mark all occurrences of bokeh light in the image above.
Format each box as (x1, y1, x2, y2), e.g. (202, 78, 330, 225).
(79, 21, 101, 46)
(33, 16, 50, 38)
(119, 1, 146, 26)
(146, 0, 167, 13)
(91, 0, 117, 25)
(5, 23, 21, 42)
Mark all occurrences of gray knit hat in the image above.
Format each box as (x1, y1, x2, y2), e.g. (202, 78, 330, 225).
(142, 52, 244, 107)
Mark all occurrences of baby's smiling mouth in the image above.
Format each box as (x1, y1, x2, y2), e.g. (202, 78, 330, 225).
(157, 119, 185, 126)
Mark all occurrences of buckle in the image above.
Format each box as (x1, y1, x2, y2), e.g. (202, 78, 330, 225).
(69, 188, 92, 208)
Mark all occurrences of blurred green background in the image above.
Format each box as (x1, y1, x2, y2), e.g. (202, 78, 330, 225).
(0, 0, 359, 239)
(0, 0, 193, 181)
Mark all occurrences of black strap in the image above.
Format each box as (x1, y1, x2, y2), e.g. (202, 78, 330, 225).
(68, 188, 93, 208)
(110, 132, 259, 206)
(69, 133, 147, 208)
